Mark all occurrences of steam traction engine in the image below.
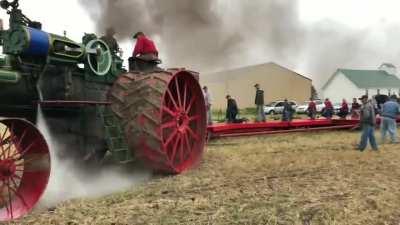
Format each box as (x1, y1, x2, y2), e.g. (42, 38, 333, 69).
(0, 0, 206, 221)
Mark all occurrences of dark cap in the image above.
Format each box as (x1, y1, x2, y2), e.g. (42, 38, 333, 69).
(254, 83, 260, 88)
(133, 31, 144, 39)
(359, 95, 368, 100)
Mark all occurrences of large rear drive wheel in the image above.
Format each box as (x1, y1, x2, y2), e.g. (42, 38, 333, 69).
(0, 119, 50, 221)
(109, 69, 207, 174)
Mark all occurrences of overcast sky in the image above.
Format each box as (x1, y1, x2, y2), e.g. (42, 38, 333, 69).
(1, 0, 400, 88)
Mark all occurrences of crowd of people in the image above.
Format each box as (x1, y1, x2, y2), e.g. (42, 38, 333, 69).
(203, 85, 400, 152)
(203, 84, 269, 124)
(306, 98, 360, 120)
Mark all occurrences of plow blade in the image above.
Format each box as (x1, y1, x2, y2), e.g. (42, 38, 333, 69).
(208, 119, 361, 139)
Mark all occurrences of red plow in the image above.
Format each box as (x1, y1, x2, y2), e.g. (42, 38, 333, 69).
(208, 118, 397, 139)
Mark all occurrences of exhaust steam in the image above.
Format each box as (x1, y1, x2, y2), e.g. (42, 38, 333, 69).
(35, 107, 152, 209)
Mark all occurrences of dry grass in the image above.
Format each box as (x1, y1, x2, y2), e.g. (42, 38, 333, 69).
(7, 130, 400, 225)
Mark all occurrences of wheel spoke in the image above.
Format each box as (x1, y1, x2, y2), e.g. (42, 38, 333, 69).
(183, 132, 191, 159)
(0, 126, 9, 146)
(187, 127, 200, 141)
(15, 128, 29, 152)
(15, 154, 45, 167)
(161, 121, 177, 130)
(6, 124, 15, 159)
(1, 143, 13, 160)
(166, 89, 179, 110)
(179, 134, 184, 163)
(164, 129, 178, 147)
(170, 134, 181, 162)
(0, 190, 11, 218)
(0, 144, 8, 160)
(8, 179, 28, 209)
(0, 127, 10, 159)
(183, 81, 188, 110)
(162, 106, 176, 117)
(6, 181, 13, 219)
(12, 174, 22, 181)
(175, 77, 183, 108)
(185, 96, 196, 114)
(10, 141, 36, 160)
(0, 136, 10, 147)
(9, 177, 18, 189)
(188, 115, 200, 122)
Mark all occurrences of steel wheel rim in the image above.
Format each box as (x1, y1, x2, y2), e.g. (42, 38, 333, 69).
(161, 71, 206, 173)
(0, 119, 50, 221)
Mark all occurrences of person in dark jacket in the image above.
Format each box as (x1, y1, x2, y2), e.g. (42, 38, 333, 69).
(307, 98, 317, 120)
(321, 98, 334, 119)
(254, 84, 266, 122)
(282, 99, 295, 122)
(375, 94, 389, 114)
(337, 99, 349, 119)
(357, 95, 378, 151)
(226, 95, 239, 123)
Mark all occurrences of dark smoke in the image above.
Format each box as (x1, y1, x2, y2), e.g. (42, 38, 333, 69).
(79, 0, 400, 88)
(78, 0, 302, 71)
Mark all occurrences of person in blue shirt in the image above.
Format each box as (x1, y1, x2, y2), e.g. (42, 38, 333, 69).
(381, 95, 400, 144)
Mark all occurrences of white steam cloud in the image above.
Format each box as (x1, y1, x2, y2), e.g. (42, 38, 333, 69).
(36, 108, 151, 209)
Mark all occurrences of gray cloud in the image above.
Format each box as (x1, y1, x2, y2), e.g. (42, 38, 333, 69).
(79, 0, 400, 88)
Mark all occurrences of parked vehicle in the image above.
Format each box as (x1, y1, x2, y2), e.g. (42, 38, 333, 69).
(264, 101, 297, 115)
(296, 100, 324, 114)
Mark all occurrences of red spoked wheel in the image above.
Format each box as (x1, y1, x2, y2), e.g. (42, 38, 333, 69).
(0, 119, 50, 221)
(159, 70, 207, 173)
(109, 69, 207, 174)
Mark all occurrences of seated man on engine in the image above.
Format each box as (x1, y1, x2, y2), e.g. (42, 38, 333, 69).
(133, 32, 159, 60)
(130, 31, 160, 71)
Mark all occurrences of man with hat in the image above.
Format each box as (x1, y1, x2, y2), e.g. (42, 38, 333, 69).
(100, 27, 120, 55)
(254, 84, 266, 122)
(380, 94, 400, 144)
(203, 86, 213, 125)
(132, 31, 159, 61)
(357, 95, 378, 151)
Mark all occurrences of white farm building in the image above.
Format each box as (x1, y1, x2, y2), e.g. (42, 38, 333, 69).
(322, 65, 400, 103)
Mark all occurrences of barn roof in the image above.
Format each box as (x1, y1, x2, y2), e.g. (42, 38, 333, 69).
(323, 69, 400, 89)
(202, 62, 312, 83)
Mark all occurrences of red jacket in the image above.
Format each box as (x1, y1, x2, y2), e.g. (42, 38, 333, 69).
(308, 101, 317, 112)
(133, 36, 158, 56)
(341, 102, 349, 112)
(324, 100, 333, 110)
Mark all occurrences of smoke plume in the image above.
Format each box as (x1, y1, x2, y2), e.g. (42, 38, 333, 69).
(79, 0, 400, 88)
(36, 108, 151, 209)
